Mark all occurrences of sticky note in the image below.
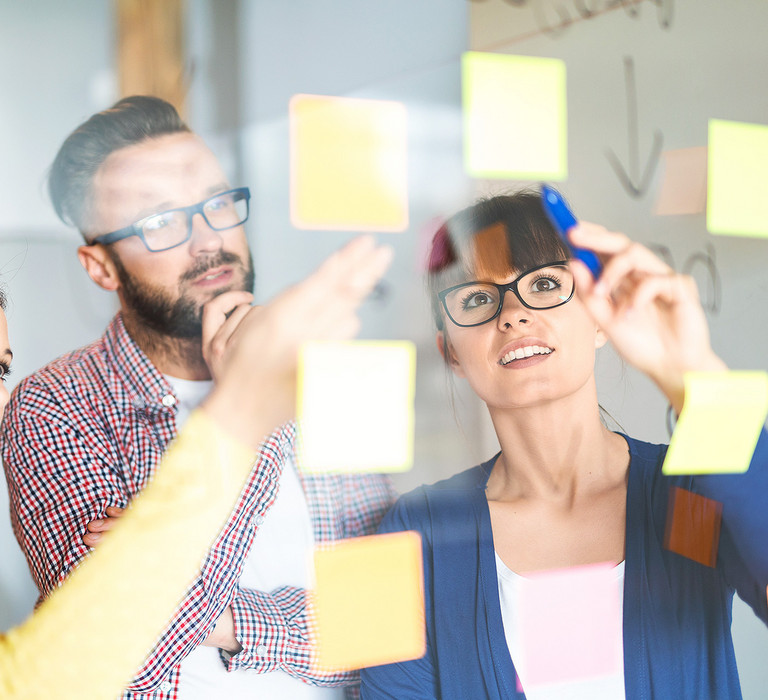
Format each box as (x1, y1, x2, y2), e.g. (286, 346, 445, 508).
(662, 371, 768, 475)
(297, 340, 416, 473)
(654, 146, 708, 216)
(462, 52, 567, 180)
(707, 119, 768, 238)
(517, 562, 623, 687)
(312, 531, 425, 670)
(290, 94, 408, 231)
(416, 216, 446, 272)
(664, 486, 722, 567)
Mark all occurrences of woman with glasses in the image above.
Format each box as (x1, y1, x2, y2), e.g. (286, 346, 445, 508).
(361, 191, 768, 699)
(0, 236, 392, 700)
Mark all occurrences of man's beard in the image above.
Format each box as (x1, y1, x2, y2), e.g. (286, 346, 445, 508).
(110, 250, 255, 339)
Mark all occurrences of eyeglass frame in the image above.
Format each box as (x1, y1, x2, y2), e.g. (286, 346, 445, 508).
(86, 186, 251, 253)
(437, 260, 574, 328)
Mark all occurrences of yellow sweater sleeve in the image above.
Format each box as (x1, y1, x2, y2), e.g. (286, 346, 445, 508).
(0, 408, 257, 700)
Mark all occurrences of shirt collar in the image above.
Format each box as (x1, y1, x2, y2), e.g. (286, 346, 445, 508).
(103, 313, 176, 412)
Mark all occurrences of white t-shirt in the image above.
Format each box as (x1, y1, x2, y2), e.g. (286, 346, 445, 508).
(165, 376, 343, 699)
(495, 553, 626, 700)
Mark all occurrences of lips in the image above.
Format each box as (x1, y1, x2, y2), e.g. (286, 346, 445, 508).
(192, 266, 232, 285)
(498, 339, 554, 366)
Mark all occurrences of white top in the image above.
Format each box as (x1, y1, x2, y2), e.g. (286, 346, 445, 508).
(165, 375, 342, 699)
(495, 553, 626, 700)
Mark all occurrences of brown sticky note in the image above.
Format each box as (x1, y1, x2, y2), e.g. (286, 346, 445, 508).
(664, 486, 723, 567)
(312, 531, 425, 670)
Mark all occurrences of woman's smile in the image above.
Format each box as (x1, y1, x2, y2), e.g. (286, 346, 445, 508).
(497, 338, 554, 367)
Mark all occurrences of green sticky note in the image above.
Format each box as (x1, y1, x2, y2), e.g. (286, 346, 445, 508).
(663, 371, 768, 475)
(297, 340, 416, 473)
(707, 119, 768, 238)
(462, 51, 567, 180)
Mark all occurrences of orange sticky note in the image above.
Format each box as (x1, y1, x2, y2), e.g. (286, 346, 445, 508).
(290, 93, 408, 231)
(654, 146, 708, 216)
(312, 531, 425, 670)
(664, 486, 723, 567)
(516, 562, 624, 688)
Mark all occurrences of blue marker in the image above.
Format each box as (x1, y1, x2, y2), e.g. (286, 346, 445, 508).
(540, 184, 602, 279)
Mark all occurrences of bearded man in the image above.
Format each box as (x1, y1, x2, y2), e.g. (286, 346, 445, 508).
(1, 96, 395, 700)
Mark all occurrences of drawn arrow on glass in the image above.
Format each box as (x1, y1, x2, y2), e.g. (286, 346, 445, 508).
(605, 56, 663, 198)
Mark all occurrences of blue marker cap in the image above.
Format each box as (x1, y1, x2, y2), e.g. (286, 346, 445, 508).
(540, 184, 602, 279)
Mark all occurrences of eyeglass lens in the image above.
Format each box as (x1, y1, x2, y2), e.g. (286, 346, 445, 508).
(142, 191, 249, 251)
(443, 265, 573, 326)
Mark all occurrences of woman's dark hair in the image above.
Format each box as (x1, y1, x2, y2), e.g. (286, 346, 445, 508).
(48, 95, 191, 235)
(426, 189, 571, 331)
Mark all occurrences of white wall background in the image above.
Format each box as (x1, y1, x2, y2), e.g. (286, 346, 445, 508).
(1, 0, 767, 696)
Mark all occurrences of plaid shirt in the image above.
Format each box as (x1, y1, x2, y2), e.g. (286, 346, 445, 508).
(2, 314, 397, 699)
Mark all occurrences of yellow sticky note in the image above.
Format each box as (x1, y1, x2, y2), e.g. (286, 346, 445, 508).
(462, 52, 567, 180)
(290, 94, 408, 231)
(662, 371, 768, 475)
(297, 340, 416, 473)
(312, 531, 425, 670)
(707, 119, 768, 238)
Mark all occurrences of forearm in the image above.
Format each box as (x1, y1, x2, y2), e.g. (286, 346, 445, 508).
(202, 606, 242, 654)
(226, 585, 357, 686)
(693, 428, 768, 582)
(0, 409, 258, 700)
(650, 351, 728, 415)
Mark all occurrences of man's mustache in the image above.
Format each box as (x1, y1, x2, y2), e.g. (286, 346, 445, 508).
(180, 251, 243, 283)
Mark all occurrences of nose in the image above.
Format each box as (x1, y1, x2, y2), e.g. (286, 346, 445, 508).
(188, 211, 224, 256)
(496, 288, 531, 329)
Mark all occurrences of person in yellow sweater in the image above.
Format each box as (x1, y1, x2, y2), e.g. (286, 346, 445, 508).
(0, 235, 392, 700)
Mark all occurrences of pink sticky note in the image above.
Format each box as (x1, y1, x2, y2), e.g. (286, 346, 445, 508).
(519, 562, 623, 688)
(415, 216, 446, 272)
(654, 146, 708, 216)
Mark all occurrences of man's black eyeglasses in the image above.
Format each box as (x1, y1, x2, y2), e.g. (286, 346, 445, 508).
(87, 187, 251, 253)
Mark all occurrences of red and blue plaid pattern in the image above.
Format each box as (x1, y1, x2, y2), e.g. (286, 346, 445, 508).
(2, 314, 396, 699)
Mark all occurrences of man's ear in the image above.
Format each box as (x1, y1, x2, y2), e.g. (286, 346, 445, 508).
(77, 244, 120, 292)
(435, 330, 465, 378)
(595, 325, 608, 349)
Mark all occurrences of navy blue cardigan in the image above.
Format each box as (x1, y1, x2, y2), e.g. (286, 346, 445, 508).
(361, 433, 768, 699)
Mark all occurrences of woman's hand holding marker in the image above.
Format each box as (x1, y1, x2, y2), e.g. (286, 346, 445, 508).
(568, 222, 726, 413)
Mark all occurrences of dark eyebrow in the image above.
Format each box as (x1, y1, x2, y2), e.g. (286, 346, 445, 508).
(132, 185, 233, 222)
(205, 183, 231, 197)
(1, 349, 12, 361)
